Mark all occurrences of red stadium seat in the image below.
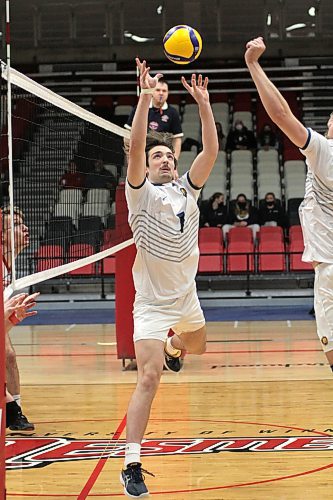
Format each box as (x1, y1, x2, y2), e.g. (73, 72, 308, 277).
(68, 243, 95, 275)
(227, 241, 254, 272)
(289, 225, 303, 243)
(198, 240, 224, 273)
(289, 241, 312, 271)
(228, 227, 252, 243)
(258, 226, 284, 243)
(101, 243, 116, 275)
(35, 245, 64, 272)
(199, 227, 223, 244)
(258, 240, 286, 272)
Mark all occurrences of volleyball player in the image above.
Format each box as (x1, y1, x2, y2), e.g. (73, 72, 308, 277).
(245, 37, 333, 367)
(120, 59, 218, 497)
(4, 292, 38, 428)
(2, 206, 35, 430)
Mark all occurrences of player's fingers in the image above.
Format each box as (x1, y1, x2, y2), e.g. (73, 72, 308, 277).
(203, 76, 208, 89)
(24, 311, 37, 317)
(191, 74, 197, 90)
(181, 76, 191, 91)
(198, 74, 202, 87)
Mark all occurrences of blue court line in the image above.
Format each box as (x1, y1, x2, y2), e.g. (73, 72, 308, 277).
(18, 305, 313, 326)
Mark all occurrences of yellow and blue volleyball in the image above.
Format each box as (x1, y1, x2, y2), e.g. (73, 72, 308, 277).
(163, 25, 202, 65)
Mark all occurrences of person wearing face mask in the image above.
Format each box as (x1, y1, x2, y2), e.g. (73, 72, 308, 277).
(200, 192, 228, 227)
(258, 192, 288, 228)
(226, 119, 256, 152)
(258, 123, 278, 150)
(223, 193, 259, 241)
(125, 77, 183, 159)
(120, 59, 218, 497)
(245, 36, 333, 384)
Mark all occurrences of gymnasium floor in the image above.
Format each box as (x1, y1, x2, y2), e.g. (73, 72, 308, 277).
(5, 298, 333, 499)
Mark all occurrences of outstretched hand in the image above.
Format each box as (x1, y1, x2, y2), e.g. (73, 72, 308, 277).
(245, 36, 266, 65)
(181, 74, 209, 105)
(136, 58, 163, 91)
(5, 292, 40, 323)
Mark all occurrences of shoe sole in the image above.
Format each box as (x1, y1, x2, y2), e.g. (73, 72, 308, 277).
(8, 427, 35, 431)
(163, 356, 182, 373)
(119, 473, 149, 498)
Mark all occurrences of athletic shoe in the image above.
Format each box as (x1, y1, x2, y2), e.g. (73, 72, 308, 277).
(9, 412, 35, 431)
(164, 350, 182, 372)
(120, 462, 154, 498)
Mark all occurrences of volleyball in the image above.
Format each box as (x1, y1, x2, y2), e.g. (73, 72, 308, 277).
(163, 25, 202, 65)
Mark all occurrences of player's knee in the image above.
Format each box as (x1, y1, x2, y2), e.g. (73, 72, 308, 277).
(188, 341, 206, 355)
(139, 367, 162, 393)
(6, 347, 16, 367)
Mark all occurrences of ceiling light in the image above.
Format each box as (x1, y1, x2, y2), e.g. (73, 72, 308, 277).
(285, 23, 306, 32)
(308, 7, 316, 16)
(124, 31, 155, 43)
(266, 13, 271, 26)
(157, 5, 163, 14)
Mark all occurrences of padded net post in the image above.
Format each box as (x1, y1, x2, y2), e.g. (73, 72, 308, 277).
(0, 211, 6, 497)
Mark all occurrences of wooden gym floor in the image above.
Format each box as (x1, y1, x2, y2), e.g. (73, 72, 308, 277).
(5, 318, 333, 499)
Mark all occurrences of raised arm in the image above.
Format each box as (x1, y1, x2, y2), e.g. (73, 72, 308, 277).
(182, 74, 218, 187)
(245, 37, 308, 148)
(127, 59, 163, 187)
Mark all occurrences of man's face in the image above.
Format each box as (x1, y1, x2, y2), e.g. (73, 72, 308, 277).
(3, 213, 29, 254)
(152, 82, 168, 108)
(326, 114, 333, 139)
(146, 145, 176, 184)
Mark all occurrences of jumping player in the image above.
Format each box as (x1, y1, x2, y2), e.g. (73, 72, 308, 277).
(120, 59, 218, 497)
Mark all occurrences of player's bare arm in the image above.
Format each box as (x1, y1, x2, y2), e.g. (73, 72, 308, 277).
(182, 74, 218, 187)
(245, 37, 308, 148)
(127, 59, 163, 187)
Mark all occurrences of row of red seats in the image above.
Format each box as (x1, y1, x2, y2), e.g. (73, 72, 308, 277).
(35, 243, 115, 275)
(198, 226, 312, 273)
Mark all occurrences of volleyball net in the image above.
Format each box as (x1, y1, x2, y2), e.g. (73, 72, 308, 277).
(1, 61, 134, 297)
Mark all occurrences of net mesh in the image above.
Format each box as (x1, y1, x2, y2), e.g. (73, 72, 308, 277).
(1, 62, 133, 295)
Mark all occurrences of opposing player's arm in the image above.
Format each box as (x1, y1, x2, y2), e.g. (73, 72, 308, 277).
(245, 37, 308, 148)
(182, 75, 218, 187)
(127, 59, 163, 187)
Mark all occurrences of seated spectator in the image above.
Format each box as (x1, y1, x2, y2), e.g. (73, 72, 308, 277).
(223, 193, 259, 241)
(257, 123, 278, 150)
(200, 192, 228, 228)
(59, 160, 85, 189)
(85, 160, 117, 196)
(226, 120, 256, 152)
(258, 192, 288, 228)
(215, 121, 226, 151)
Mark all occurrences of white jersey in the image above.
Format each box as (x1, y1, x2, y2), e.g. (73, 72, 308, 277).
(125, 172, 201, 300)
(299, 128, 333, 263)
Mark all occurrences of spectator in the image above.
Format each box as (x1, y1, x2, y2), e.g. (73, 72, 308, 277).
(125, 78, 183, 159)
(258, 123, 278, 150)
(223, 193, 259, 240)
(226, 119, 256, 152)
(85, 160, 117, 196)
(216, 121, 226, 151)
(59, 160, 85, 190)
(258, 192, 288, 228)
(200, 192, 227, 227)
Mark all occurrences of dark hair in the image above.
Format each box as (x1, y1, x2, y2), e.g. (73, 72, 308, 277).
(2, 205, 25, 221)
(236, 193, 247, 202)
(265, 192, 275, 199)
(157, 78, 169, 88)
(145, 131, 177, 168)
(210, 192, 224, 202)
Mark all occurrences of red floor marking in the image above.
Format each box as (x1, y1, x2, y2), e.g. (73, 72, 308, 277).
(76, 414, 127, 500)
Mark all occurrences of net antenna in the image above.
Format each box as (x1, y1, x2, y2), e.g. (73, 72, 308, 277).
(1, 59, 134, 300)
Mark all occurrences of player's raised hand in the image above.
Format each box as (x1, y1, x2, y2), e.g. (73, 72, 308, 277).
(136, 58, 163, 90)
(245, 36, 266, 65)
(13, 291, 40, 321)
(4, 293, 27, 321)
(181, 74, 209, 105)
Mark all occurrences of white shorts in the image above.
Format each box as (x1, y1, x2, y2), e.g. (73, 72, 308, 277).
(314, 262, 333, 352)
(133, 286, 205, 343)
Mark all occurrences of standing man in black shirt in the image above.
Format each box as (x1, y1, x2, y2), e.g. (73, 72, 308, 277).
(125, 78, 183, 159)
